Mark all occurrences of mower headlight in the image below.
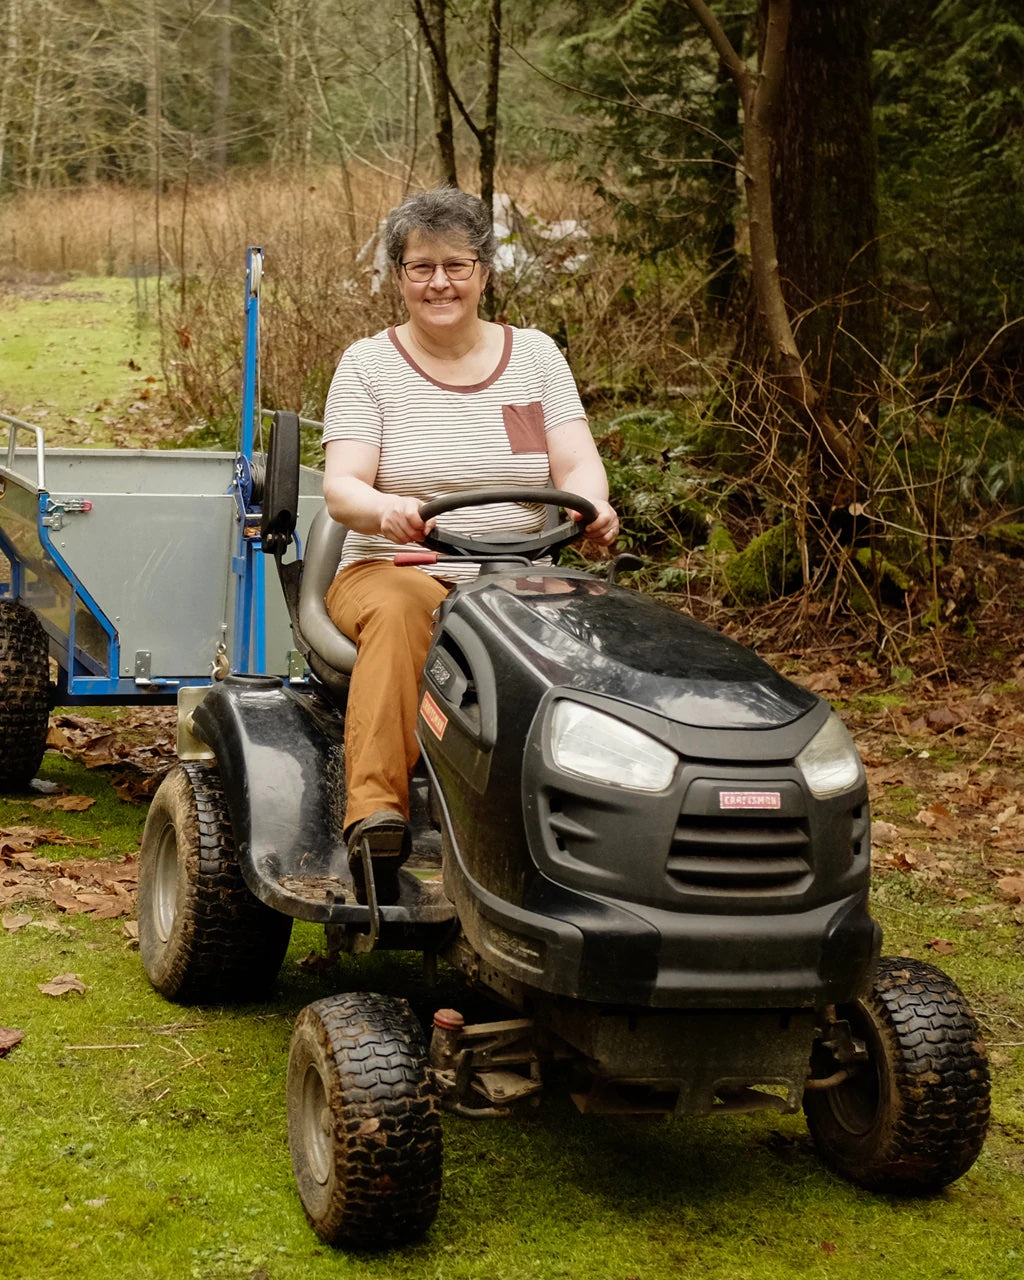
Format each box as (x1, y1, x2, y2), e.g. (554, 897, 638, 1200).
(550, 701, 676, 792)
(796, 713, 863, 798)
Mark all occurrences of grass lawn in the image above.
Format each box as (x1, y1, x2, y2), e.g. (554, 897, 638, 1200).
(2, 745, 1023, 1280)
(0, 276, 166, 446)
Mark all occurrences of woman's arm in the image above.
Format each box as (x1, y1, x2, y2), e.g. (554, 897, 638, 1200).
(547, 418, 619, 546)
(323, 439, 432, 544)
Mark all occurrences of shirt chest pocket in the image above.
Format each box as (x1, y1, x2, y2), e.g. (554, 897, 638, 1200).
(502, 401, 547, 454)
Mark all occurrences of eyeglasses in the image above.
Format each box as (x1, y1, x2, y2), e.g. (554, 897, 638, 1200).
(400, 258, 480, 283)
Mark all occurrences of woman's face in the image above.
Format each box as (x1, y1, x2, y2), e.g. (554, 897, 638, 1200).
(396, 231, 489, 338)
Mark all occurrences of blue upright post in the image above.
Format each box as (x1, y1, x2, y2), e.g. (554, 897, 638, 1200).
(231, 247, 266, 673)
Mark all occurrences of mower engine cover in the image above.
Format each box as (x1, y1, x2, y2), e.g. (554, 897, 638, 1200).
(417, 567, 879, 1011)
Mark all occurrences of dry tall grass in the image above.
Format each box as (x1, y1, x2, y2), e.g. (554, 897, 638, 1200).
(0, 166, 397, 277)
(0, 163, 605, 281)
(0, 164, 704, 431)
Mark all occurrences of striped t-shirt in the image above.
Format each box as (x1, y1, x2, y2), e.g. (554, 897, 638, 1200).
(322, 324, 587, 581)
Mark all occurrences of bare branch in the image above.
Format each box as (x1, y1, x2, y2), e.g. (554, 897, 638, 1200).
(411, 0, 483, 144)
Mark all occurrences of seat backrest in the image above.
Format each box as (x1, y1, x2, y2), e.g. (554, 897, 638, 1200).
(298, 506, 358, 675)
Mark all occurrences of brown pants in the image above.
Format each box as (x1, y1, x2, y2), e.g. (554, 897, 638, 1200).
(325, 559, 449, 831)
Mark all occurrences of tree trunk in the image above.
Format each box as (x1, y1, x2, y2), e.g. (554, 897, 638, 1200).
(686, 0, 875, 508)
(146, 0, 162, 188)
(0, 0, 20, 190)
(705, 11, 745, 318)
(772, 0, 881, 429)
(415, 0, 458, 186)
(478, 0, 501, 216)
(479, 0, 500, 318)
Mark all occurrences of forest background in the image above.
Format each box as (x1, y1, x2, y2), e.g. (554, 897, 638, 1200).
(1, 0, 1022, 655)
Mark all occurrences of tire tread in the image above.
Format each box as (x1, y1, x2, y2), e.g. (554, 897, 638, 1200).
(0, 601, 50, 788)
(287, 992, 442, 1248)
(139, 761, 292, 1003)
(805, 955, 990, 1193)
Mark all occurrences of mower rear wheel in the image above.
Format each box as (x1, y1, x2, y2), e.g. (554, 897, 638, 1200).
(0, 600, 50, 789)
(804, 955, 990, 1194)
(287, 992, 443, 1248)
(138, 760, 292, 1002)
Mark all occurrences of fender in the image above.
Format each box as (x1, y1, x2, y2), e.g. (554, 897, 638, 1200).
(192, 675, 453, 939)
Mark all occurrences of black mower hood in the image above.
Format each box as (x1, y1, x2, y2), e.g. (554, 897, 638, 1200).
(476, 574, 818, 731)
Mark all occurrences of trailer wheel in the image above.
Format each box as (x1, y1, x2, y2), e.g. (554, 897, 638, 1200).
(287, 993, 443, 1248)
(804, 956, 990, 1194)
(0, 600, 50, 789)
(138, 761, 292, 1003)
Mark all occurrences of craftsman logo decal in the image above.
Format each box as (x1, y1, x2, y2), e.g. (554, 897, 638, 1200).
(420, 691, 448, 740)
(719, 790, 782, 810)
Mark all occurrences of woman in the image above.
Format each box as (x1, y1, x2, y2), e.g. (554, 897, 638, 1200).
(322, 186, 618, 903)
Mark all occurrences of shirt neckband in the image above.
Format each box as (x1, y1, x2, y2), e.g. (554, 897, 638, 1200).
(387, 323, 513, 393)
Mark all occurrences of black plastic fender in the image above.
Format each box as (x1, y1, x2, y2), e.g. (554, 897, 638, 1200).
(191, 676, 453, 935)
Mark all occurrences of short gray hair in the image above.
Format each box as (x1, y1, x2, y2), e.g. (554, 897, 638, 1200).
(384, 187, 496, 272)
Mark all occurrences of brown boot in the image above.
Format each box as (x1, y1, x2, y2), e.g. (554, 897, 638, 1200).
(346, 810, 409, 906)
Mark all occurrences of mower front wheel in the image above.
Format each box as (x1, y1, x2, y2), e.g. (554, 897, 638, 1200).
(0, 600, 50, 789)
(287, 992, 443, 1248)
(138, 761, 292, 1003)
(804, 955, 990, 1194)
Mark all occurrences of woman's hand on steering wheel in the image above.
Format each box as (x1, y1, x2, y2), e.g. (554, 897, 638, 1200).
(378, 495, 437, 545)
(574, 497, 619, 546)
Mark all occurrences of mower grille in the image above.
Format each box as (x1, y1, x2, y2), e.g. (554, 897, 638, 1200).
(666, 815, 812, 894)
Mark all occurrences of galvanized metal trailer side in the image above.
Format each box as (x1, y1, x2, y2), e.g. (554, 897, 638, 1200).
(0, 419, 323, 703)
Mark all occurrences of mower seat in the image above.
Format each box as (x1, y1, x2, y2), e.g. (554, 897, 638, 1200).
(298, 506, 357, 687)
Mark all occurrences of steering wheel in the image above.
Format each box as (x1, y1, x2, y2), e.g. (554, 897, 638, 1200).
(417, 488, 598, 560)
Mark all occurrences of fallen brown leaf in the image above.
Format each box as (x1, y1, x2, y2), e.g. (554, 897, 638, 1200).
(10, 854, 51, 874)
(916, 803, 962, 840)
(926, 938, 957, 955)
(58, 857, 138, 886)
(925, 705, 964, 733)
(996, 875, 1024, 903)
(1, 852, 138, 917)
(2, 912, 32, 933)
(30, 795, 96, 813)
(38, 973, 87, 997)
(871, 820, 898, 846)
(0, 1027, 25, 1057)
(1, 824, 99, 854)
(0, 878, 48, 907)
(45, 711, 176, 801)
(112, 770, 168, 802)
(803, 671, 842, 694)
(65, 885, 133, 920)
(50, 881, 87, 913)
